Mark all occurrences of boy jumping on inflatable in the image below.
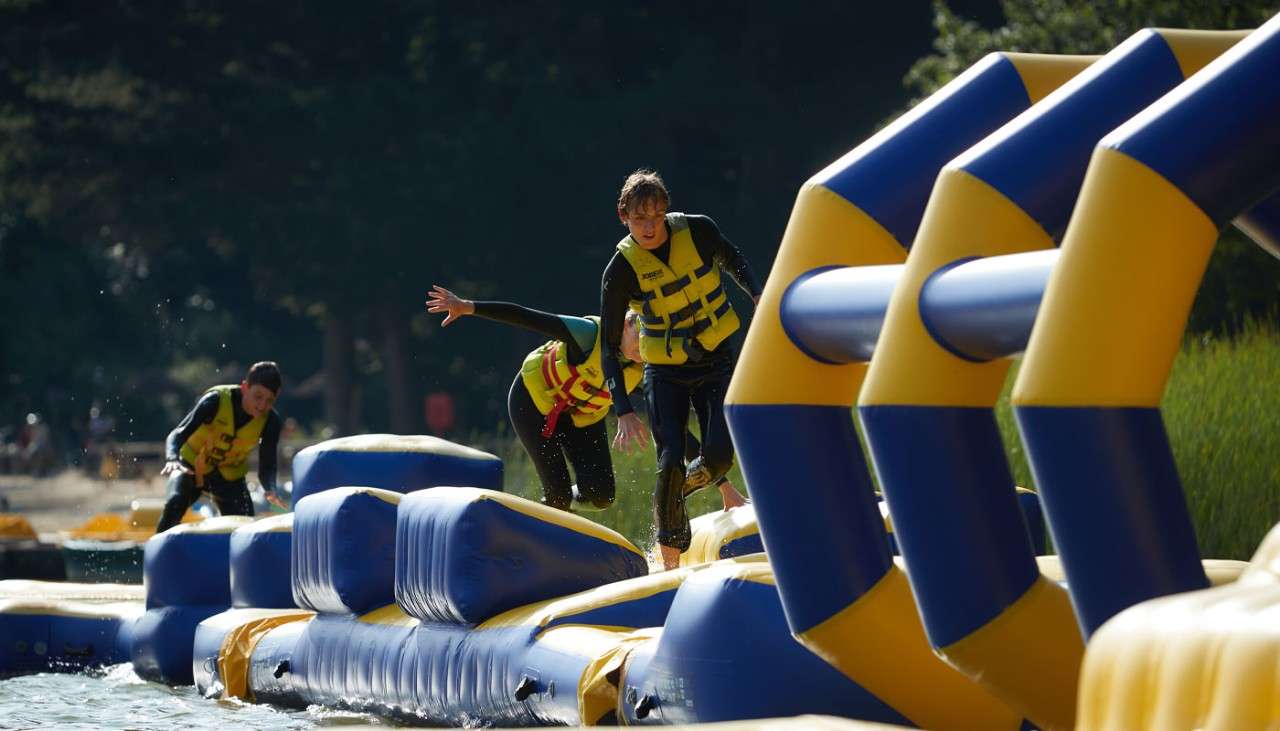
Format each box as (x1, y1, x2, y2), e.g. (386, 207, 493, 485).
(425, 287, 745, 516)
(600, 169, 761, 569)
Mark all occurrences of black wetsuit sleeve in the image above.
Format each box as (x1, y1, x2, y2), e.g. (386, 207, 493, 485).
(471, 301, 588, 364)
(689, 215, 762, 299)
(257, 412, 282, 491)
(165, 391, 220, 463)
(600, 253, 642, 416)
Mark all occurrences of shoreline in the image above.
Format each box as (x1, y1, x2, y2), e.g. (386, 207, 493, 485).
(0, 469, 168, 538)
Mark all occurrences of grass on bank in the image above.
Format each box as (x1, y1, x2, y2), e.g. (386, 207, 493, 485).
(490, 430, 745, 553)
(994, 318, 1279, 560)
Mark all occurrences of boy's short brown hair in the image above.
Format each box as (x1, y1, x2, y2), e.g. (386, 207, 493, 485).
(617, 169, 670, 214)
(246, 361, 283, 394)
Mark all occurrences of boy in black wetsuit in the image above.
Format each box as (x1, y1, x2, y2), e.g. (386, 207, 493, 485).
(425, 286, 745, 514)
(600, 169, 761, 569)
(154, 361, 286, 533)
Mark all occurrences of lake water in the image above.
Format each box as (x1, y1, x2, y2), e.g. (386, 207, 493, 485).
(0, 664, 398, 730)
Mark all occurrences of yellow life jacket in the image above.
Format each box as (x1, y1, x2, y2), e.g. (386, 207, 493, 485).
(178, 385, 268, 483)
(617, 213, 740, 364)
(520, 316, 643, 436)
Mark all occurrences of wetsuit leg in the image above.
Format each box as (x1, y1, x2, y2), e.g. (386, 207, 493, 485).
(646, 364, 694, 551)
(689, 357, 735, 482)
(209, 478, 254, 517)
(508, 372, 573, 510)
(561, 419, 615, 509)
(156, 471, 201, 533)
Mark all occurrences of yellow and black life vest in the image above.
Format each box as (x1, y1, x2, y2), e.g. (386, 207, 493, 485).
(178, 385, 268, 483)
(617, 213, 740, 365)
(520, 316, 643, 436)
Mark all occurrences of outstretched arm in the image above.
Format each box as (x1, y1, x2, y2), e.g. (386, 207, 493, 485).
(426, 285, 592, 362)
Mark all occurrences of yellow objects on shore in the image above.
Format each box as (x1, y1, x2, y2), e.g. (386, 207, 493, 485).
(0, 514, 38, 541)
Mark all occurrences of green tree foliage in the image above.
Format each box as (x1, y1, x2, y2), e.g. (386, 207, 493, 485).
(902, 0, 1280, 333)
(0, 1, 943, 449)
(906, 0, 1279, 99)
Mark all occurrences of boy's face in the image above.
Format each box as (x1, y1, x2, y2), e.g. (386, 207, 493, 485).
(240, 382, 278, 419)
(618, 198, 669, 249)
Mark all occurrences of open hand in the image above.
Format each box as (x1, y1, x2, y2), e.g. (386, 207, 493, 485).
(425, 285, 475, 327)
(612, 412, 651, 455)
(265, 491, 288, 510)
(160, 460, 194, 477)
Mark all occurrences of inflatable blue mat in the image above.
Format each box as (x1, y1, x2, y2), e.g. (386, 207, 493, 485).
(291, 434, 503, 505)
(395, 487, 649, 625)
(292, 487, 400, 615)
(0, 580, 143, 676)
(134, 517, 251, 684)
(230, 514, 295, 609)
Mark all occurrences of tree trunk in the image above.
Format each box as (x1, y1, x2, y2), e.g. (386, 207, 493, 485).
(322, 311, 356, 436)
(380, 305, 416, 434)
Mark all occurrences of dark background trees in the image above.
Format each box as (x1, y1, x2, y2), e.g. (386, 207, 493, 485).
(0, 1, 1275, 460)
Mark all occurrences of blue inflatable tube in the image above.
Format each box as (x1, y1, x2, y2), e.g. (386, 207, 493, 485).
(132, 604, 227, 685)
(0, 603, 140, 676)
(135, 517, 251, 684)
(0, 581, 144, 676)
(291, 434, 503, 506)
(780, 249, 1058, 365)
(292, 487, 401, 615)
(247, 620, 308, 707)
(395, 488, 648, 624)
(281, 568, 688, 726)
(229, 514, 295, 609)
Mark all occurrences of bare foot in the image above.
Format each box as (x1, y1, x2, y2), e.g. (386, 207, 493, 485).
(659, 544, 681, 571)
(719, 480, 747, 510)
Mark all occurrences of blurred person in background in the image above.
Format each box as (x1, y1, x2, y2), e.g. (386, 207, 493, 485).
(20, 413, 56, 476)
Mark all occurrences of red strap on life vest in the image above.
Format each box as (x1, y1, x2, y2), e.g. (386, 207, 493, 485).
(538, 343, 611, 437)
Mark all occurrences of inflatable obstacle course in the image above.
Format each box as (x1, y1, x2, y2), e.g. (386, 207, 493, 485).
(4, 14, 1280, 729)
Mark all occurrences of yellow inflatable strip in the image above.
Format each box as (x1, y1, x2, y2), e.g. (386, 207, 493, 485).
(1035, 556, 1247, 587)
(577, 626, 661, 725)
(0, 579, 144, 603)
(942, 576, 1083, 731)
(1079, 571, 1280, 729)
(682, 506, 761, 567)
(1155, 28, 1252, 79)
(801, 568, 1021, 730)
(218, 609, 315, 701)
(0, 598, 142, 620)
(1014, 148, 1218, 407)
(1003, 53, 1098, 103)
(159, 515, 257, 535)
(358, 603, 420, 627)
(306, 433, 499, 460)
(479, 568, 692, 631)
(661, 715, 928, 730)
(727, 184, 904, 407)
(861, 167, 1055, 407)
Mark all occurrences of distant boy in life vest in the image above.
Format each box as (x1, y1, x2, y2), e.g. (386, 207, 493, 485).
(154, 361, 286, 533)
